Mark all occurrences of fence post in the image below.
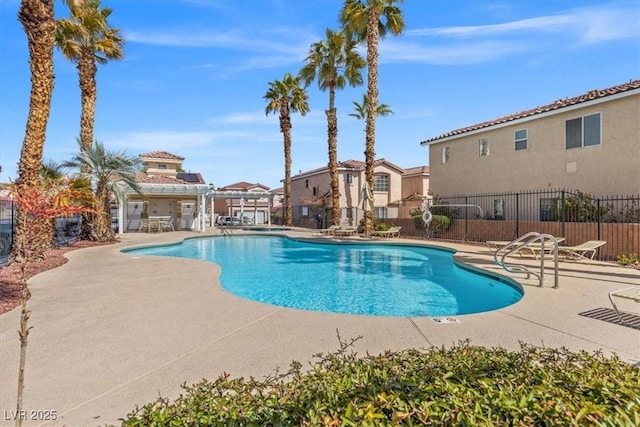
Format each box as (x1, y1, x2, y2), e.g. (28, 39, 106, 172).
(596, 198, 601, 241)
(464, 196, 468, 241)
(561, 190, 566, 239)
(515, 193, 519, 239)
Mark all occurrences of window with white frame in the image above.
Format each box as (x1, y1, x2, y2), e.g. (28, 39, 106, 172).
(441, 146, 450, 164)
(373, 174, 389, 192)
(158, 164, 167, 169)
(515, 129, 528, 150)
(566, 113, 601, 149)
(345, 173, 353, 184)
(373, 207, 387, 219)
(479, 138, 490, 156)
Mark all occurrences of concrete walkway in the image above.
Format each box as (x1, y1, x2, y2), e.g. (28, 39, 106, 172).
(1, 229, 638, 426)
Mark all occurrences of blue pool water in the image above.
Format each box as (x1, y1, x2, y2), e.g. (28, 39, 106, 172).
(125, 236, 523, 317)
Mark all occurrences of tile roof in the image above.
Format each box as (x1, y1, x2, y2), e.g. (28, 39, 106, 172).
(292, 158, 405, 179)
(221, 181, 259, 190)
(137, 174, 193, 184)
(139, 151, 185, 161)
(403, 166, 429, 175)
(423, 79, 640, 144)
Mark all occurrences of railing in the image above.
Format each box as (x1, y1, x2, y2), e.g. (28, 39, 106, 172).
(493, 232, 559, 288)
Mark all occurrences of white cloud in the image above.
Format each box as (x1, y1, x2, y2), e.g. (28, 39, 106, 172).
(380, 39, 526, 65)
(104, 129, 252, 151)
(393, 2, 640, 66)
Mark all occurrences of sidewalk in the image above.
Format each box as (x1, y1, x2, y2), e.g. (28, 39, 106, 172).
(1, 229, 638, 426)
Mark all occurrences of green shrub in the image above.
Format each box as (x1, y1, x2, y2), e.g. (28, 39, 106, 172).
(617, 253, 640, 266)
(373, 222, 389, 232)
(119, 341, 639, 426)
(430, 214, 451, 236)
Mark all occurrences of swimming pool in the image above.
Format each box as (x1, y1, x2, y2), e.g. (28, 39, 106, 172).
(125, 236, 523, 317)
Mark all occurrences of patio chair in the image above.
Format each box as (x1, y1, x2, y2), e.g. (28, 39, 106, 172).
(333, 226, 358, 237)
(161, 218, 175, 232)
(556, 240, 607, 260)
(608, 286, 640, 324)
(138, 218, 149, 233)
(312, 224, 339, 236)
(486, 237, 565, 257)
(372, 226, 402, 238)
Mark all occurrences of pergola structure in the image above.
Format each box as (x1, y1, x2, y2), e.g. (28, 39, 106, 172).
(205, 190, 274, 229)
(116, 182, 210, 233)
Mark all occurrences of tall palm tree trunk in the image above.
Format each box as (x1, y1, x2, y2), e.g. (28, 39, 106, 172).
(280, 106, 293, 226)
(15, 0, 56, 257)
(78, 49, 97, 152)
(327, 85, 340, 226)
(15, 1, 56, 423)
(364, 7, 380, 235)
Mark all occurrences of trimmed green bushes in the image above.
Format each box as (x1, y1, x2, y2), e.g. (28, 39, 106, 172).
(119, 342, 639, 426)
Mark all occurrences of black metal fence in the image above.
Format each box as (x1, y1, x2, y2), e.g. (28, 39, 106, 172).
(0, 199, 15, 266)
(406, 189, 638, 261)
(291, 189, 639, 261)
(0, 200, 82, 267)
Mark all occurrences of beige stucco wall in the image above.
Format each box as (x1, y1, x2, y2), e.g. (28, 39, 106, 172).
(290, 162, 404, 220)
(142, 159, 182, 176)
(427, 93, 640, 196)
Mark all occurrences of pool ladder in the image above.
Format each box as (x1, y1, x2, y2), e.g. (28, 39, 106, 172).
(220, 226, 234, 237)
(493, 232, 559, 288)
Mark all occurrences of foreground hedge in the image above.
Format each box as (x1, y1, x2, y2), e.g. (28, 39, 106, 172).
(120, 342, 639, 426)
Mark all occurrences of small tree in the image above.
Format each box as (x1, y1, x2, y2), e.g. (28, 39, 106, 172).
(10, 180, 91, 426)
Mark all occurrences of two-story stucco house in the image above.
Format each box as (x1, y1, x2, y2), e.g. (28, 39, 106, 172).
(118, 151, 210, 232)
(421, 80, 640, 197)
(290, 159, 404, 226)
(399, 166, 430, 218)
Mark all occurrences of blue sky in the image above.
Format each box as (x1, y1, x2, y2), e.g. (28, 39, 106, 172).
(1, 0, 638, 189)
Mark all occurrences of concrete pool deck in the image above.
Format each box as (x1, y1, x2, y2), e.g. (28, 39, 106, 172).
(1, 228, 638, 426)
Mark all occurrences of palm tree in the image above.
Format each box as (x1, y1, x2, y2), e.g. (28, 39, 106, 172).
(340, 0, 404, 234)
(300, 29, 365, 226)
(264, 73, 310, 226)
(349, 93, 393, 120)
(63, 140, 141, 242)
(56, 0, 124, 153)
(14, 0, 56, 259)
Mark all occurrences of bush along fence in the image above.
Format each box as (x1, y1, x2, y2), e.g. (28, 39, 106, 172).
(0, 200, 82, 267)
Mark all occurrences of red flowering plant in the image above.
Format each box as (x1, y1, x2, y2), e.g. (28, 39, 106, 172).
(10, 178, 94, 422)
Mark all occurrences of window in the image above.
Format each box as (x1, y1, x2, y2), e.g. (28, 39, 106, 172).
(493, 199, 505, 220)
(515, 129, 528, 150)
(540, 198, 561, 221)
(158, 164, 167, 170)
(566, 113, 601, 149)
(305, 179, 309, 188)
(346, 208, 353, 219)
(373, 207, 387, 219)
(479, 138, 490, 156)
(441, 146, 450, 164)
(345, 173, 353, 184)
(373, 174, 389, 192)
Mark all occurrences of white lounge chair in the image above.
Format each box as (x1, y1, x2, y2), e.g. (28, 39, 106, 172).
(312, 224, 339, 236)
(372, 226, 402, 238)
(333, 226, 358, 237)
(608, 286, 640, 324)
(556, 240, 607, 260)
